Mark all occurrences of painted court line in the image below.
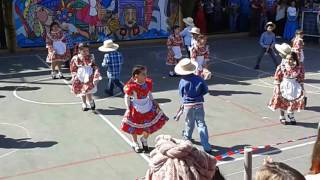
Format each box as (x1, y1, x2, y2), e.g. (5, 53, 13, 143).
(0, 151, 134, 180)
(0, 123, 31, 159)
(35, 54, 151, 164)
(217, 140, 315, 166)
(224, 153, 310, 177)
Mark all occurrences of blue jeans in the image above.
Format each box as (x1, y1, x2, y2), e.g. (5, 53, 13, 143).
(107, 78, 124, 95)
(229, 13, 239, 32)
(183, 105, 211, 151)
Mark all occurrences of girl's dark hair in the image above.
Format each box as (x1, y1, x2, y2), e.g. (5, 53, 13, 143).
(132, 65, 146, 77)
(256, 161, 305, 180)
(289, 51, 299, 66)
(50, 22, 60, 32)
(310, 128, 320, 174)
(78, 42, 90, 51)
(172, 25, 180, 33)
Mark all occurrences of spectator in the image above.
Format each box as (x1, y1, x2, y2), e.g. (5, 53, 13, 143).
(250, 0, 263, 36)
(283, 1, 299, 41)
(305, 128, 320, 180)
(239, 0, 251, 32)
(203, 0, 215, 33)
(275, 0, 287, 37)
(256, 158, 306, 180)
(194, 0, 208, 34)
(265, 0, 277, 21)
(228, 0, 241, 32)
(145, 135, 218, 180)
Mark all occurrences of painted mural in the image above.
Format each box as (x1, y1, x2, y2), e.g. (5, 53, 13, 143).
(13, 0, 180, 47)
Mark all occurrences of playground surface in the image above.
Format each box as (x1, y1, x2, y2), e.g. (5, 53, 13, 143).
(0, 36, 320, 179)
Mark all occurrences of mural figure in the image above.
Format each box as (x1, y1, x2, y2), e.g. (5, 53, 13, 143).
(13, 0, 178, 47)
(117, 4, 145, 40)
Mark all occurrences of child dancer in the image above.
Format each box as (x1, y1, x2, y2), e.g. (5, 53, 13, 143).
(189, 27, 201, 52)
(46, 22, 70, 79)
(191, 35, 211, 79)
(268, 51, 305, 125)
(70, 43, 102, 111)
(254, 22, 278, 70)
(166, 25, 184, 77)
(99, 40, 124, 96)
(121, 65, 168, 153)
(292, 30, 305, 65)
(180, 17, 195, 57)
(292, 30, 307, 106)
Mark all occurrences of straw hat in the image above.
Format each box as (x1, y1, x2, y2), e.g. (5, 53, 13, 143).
(98, 39, 119, 52)
(275, 43, 292, 56)
(61, 22, 69, 30)
(265, 22, 276, 30)
(183, 17, 195, 26)
(174, 58, 197, 75)
(189, 27, 200, 34)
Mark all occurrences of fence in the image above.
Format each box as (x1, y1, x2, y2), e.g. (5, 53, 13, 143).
(301, 11, 320, 37)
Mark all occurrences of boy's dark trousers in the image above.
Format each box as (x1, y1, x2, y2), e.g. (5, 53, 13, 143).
(255, 47, 279, 67)
(106, 78, 124, 95)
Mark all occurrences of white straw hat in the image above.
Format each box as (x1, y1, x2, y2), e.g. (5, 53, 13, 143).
(174, 58, 197, 75)
(183, 17, 195, 26)
(98, 39, 119, 52)
(265, 22, 276, 30)
(275, 43, 292, 56)
(61, 22, 69, 30)
(189, 27, 200, 34)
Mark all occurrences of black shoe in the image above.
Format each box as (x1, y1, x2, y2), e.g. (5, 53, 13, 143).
(142, 145, 149, 153)
(82, 107, 89, 111)
(290, 120, 297, 125)
(254, 65, 260, 70)
(205, 150, 213, 154)
(104, 89, 113, 96)
(58, 74, 65, 79)
(90, 101, 96, 110)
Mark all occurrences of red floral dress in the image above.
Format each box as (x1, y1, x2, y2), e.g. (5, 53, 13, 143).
(191, 46, 209, 76)
(292, 37, 304, 63)
(46, 30, 70, 63)
(121, 78, 168, 135)
(166, 34, 184, 65)
(70, 54, 102, 96)
(268, 64, 305, 112)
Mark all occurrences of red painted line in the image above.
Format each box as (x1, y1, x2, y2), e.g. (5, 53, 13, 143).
(209, 115, 320, 138)
(216, 96, 260, 117)
(210, 122, 281, 138)
(0, 151, 134, 180)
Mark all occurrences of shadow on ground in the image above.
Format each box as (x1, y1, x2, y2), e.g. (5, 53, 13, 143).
(208, 90, 261, 96)
(0, 86, 41, 91)
(0, 135, 58, 149)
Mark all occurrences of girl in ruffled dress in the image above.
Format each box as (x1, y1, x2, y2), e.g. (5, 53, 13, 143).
(70, 43, 102, 111)
(121, 65, 168, 153)
(166, 26, 184, 77)
(268, 51, 305, 125)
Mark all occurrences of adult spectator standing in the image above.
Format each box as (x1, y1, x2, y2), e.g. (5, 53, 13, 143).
(250, 0, 263, 36)
(239, 0, 251, 32)
(194, 0, 208, 34)
(275, 0, 287, 38)
(265, 0, 277, 21)
(202, 0, 215, 33)
(228, 0, 241, 32)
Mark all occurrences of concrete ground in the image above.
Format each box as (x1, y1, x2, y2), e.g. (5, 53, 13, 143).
(0, 36, 319, 180)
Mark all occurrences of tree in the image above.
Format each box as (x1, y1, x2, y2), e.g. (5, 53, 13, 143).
(2, 0, 16, 52)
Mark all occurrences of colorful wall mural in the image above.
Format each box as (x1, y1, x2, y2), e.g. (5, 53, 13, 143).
(13, 0, 180, 47)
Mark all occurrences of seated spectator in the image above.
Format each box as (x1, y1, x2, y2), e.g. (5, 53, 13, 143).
(256, 157, 305, 180)
(145, 134, 224, 180)
(305, 128, 320, 180)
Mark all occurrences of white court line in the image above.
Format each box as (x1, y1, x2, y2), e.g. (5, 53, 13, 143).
(217, 140, 315, 166)
(0, 123, 31, 159)
(215, 56, 320, 94)
(95, 110, 151, 163)
(35, 54, 151, 164)
(224, 153, 310, 177)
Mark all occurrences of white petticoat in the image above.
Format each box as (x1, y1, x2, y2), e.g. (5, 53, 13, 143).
(77, 66, 93, 83)
(280, 78, 302, 101)
(172, 46, 182, 59)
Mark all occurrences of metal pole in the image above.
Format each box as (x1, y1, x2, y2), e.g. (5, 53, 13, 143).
(244, 147, 252, 180)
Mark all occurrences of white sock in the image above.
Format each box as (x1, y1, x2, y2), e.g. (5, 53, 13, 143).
(82, 103, 87, 108)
